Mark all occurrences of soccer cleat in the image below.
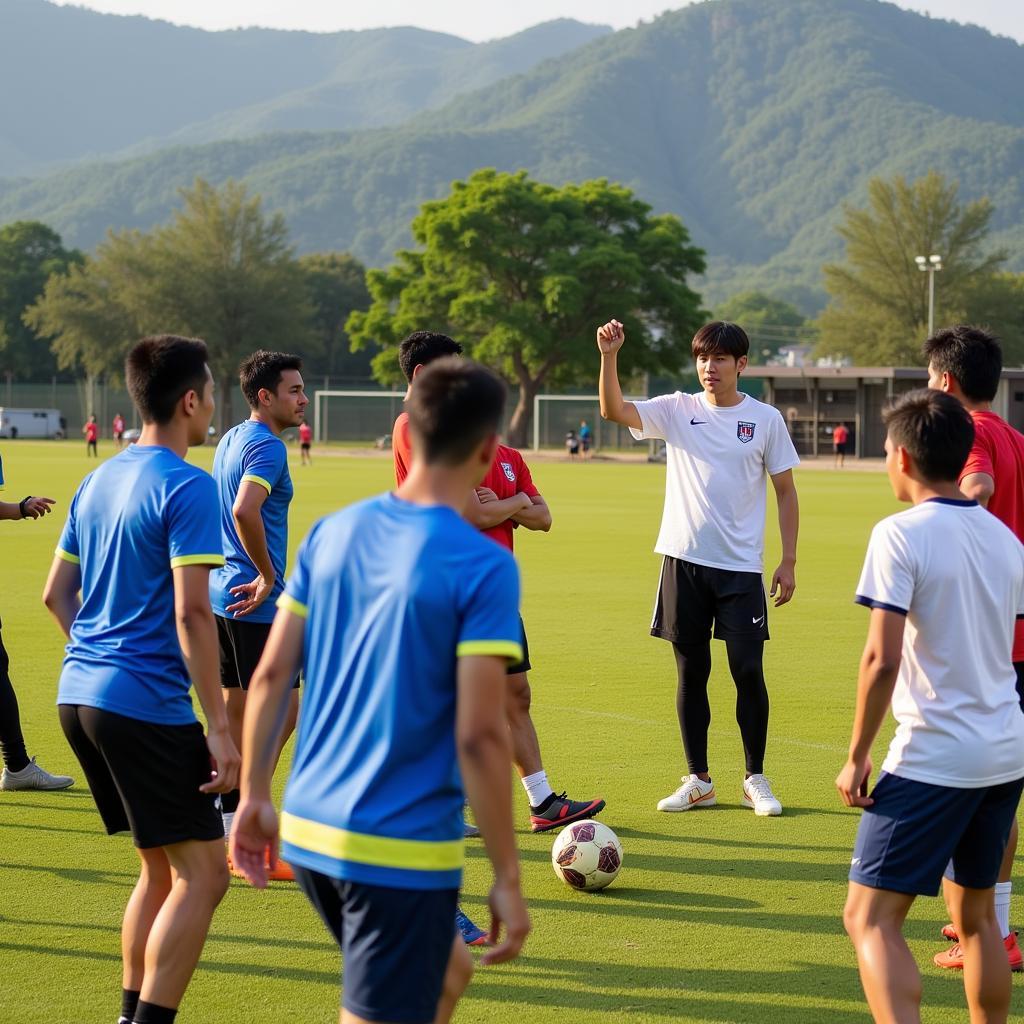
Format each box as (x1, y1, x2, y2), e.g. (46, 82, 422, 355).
(227, 847, 295, 882)
(455, 906, 490, 947)
(463, 819, 480, 839)
(657, 775, 716, 812)
(941, 923, 958, 941)
(0, 757, 74, 791)
(529, 792, 606, 833)
(933, 931, 1023, 972)
(742, 774, 782, 816)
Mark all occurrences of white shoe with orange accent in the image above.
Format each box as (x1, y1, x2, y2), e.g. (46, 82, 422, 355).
(742, 774, 782, 816)
(657, 774, 717, 811)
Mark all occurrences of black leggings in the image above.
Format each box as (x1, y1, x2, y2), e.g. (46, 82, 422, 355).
(672, 637, 769, 776)
(0, 630, 30, 773)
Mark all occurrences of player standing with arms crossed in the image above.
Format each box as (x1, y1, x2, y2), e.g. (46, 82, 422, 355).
(210, 351, 307, 879)
(44, 335, 240, 1024)
(925, 325, 1024, 971)
(598, 319, 799, 815)
(838, 389, 1024, 1024)
(231, 359, 529, 1024)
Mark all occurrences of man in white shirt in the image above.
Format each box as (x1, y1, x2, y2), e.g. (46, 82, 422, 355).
(597, 319, 800, 816)
(837, 389, 1024, 1024)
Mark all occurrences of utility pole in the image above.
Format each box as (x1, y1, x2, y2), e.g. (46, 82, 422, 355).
(915, 254, 943, 336)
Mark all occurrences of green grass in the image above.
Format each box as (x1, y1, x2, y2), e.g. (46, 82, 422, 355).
(0, 441, 1020, 1023)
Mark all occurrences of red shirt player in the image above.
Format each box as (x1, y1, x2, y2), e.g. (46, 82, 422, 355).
(83, 416, 99, 457)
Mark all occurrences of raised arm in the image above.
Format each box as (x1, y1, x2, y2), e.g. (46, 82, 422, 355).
(597, 319, 642, 430)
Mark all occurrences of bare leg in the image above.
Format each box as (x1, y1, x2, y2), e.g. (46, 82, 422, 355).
(506, 672, 542, 778)
(843, 881, 920, 1023)
(122, 847, 173, 991)
(998, 817, 1017, 886)
(138, 838, 230, 1009)
(944, 878, 1012, 1023)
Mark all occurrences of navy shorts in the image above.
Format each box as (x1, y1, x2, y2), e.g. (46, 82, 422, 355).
(507, 616, 531, 675)
(849, 771, 1024, 896)
(294, 868, 458, 1024)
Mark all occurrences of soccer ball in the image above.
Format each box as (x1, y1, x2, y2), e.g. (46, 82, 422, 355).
(551, 820, 623, 891)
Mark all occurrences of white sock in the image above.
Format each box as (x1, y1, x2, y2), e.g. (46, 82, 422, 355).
(521, 770, 554, 808)
(222, 810, 234, 839)
(995, 880, 1012, 939)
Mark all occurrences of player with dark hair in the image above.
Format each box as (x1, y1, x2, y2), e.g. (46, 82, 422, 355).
(838, 388, 1024, 1023)
(925, 324, 1024, 971)
(83, 414, 99, 457)
(210, 350, 307, 880)
(43, 334, 239, 1024)
(231, 357, 530, 1024)
(0, 456, 72, 792)
(598, 319, 800, 816)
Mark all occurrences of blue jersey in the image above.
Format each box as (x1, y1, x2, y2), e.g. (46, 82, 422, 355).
(56, 445, 224, 725)
(278, 494, 522, 891)
(209, 420, 293, 623)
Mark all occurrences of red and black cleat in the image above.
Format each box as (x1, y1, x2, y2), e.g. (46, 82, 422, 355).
(530, 792, 606, 833)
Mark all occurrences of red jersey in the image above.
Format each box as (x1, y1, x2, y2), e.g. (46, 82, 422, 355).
(299, 422, 312, 443)
(960, 410, 1024, 661)
(833, 425, 849, 445)
(112, 416, 125, 435)
(84, 422, 98, 442)
(391, 412, 538, 551)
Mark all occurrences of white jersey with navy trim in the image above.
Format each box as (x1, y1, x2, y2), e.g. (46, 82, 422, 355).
(856, 498, 1024, 788)
(630, 391, 799, 573)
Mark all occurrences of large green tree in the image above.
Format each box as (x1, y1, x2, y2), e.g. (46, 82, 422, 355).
(297, 252, 372, 378)
(346, 169, 706, 446)
(815, 172, 1005, 364)
(715, 291, 810, 364)
(0, 221, 82, 379)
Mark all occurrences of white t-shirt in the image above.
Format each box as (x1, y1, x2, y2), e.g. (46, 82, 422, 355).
(856, 499, 1024, 788)
(630, 391, 800, 572)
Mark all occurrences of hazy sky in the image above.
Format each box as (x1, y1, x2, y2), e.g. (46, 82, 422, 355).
(47, 0, 1024, 44)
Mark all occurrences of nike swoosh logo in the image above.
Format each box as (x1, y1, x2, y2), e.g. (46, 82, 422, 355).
(752, 615, 764, 625)
(690, 417, 707, 425)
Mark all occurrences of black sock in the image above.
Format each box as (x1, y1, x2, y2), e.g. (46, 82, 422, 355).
(118, 989, 140, 1023)
(133, 1000, 177, 1024)
(533, 792, 557, 812)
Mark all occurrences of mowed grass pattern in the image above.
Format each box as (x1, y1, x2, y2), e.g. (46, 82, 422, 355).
(0, 441, 1020, 1023)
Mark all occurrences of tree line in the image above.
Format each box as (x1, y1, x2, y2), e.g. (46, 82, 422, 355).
(1, 168, 1020, 446)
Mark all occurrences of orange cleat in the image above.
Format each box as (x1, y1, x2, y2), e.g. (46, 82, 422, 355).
(933, 931, 1023, 972)
(227, 847, 295, 882)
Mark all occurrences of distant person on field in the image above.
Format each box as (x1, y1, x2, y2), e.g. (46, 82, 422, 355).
(44, 335, 240, 1024)
(565, 430, 580, 459)
(113, 412, 126, 450)
(833, 422, 850, 468)
(925, 324, 1024, 973)
(579, 420, 592, 459)
(598, 318, 799, 817)
(83, 414, 98, 457)
(838, 389, 1024, 1024)
(299, 419, 312, 465)
(231, 359, 530, 1024)
(0, 452, 72, 793)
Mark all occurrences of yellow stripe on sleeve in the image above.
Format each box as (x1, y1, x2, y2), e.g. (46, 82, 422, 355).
(276, 593, 308, 619)
(55, 548, 81, 565)
(241, 474, 273, 495)
(280, 812, 464, 872)
(456, 640, 524, 663)
(169, 554, 226, 569)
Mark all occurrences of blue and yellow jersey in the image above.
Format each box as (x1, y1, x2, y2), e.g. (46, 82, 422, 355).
(279, 493, 521, 891)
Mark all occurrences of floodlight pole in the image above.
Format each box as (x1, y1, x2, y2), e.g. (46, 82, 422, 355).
(915, 254, 943, 337)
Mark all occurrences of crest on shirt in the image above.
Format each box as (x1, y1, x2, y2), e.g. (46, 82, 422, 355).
(501, 461, 516, 482)
(737, 421, 756, 444)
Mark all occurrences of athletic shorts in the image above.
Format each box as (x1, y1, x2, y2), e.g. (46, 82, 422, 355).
(58, 704, 223, 849)
(294, 868, 458, 1024)
(217, 614, 299, 690)
(301, 442, 311, 451)
(507, 616, 531, 675)
(1015, 662, 1024, 712)
(849, 771, 1024, 896)
(651, 556, 769, 644)
(834, 442, 847, 455)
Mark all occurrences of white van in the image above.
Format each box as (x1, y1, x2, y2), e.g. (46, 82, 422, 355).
(0, 408, 65, 439)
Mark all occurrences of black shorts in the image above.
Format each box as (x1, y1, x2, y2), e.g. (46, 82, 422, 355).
(217, 614, 299, 690)
(58, 704, 223, 848)
(834, 442, 847, 455)
(1015, 662, 1024, 713)
(652, 556, 769, 644)
(294, 868, 458, 1024)
(301, 442, 311, 451)
(508, 616, 531, 675)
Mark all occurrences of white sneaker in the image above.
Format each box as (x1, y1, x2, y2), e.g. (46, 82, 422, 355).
(742, 774, 782, 816)
(0, 756, 74, 791)
(657, 774, 717, 811)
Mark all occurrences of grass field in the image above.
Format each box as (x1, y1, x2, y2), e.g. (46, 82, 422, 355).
(1, 440, 1020, 1023)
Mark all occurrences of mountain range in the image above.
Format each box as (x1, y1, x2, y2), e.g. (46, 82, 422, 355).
(1, 0, 1021, 310)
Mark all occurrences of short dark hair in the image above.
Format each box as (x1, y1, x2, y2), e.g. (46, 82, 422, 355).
(398, 331, 463, 384)
(923, 325, 1002, 403)
(239, 350, 303, 408)
(882, 388, 975, 483)
(126, 335, 209, 425)
(406, 358, 505, 466)
(692, 321, 749, 360)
